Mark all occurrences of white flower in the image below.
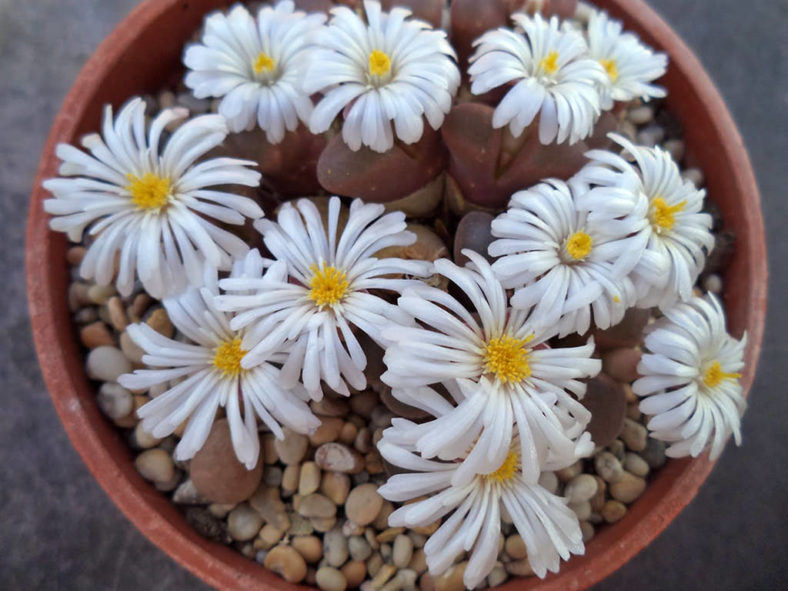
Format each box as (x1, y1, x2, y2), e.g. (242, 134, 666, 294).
(468, 13, 606, 144)
(489, 178, 645, 337)
(377, 438, 584, 585)
(381, 251, 600, 484)
(586, 10, 667, 109)
(43, 97, 263, 299)
(576, 133, 714, 309)
(305, 0, 460, 153)
(215, 197, 431, 398)
(118, 250, 320, 469)
(184, 2, 326, 141)
(633, 294, 747, 460)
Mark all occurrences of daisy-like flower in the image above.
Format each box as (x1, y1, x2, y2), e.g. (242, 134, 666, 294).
(183, 2, 326, 141)
(118, 250, 321, 469)
(633, 294, 747, 460)
(43, 97, 263, 299)
(382, 251, 601, 484)
(468, 13, 606, 144)
(377, 438, 584, 585)
(489, 178, 646, 337)
(586, 11, 668, 109)
(304, 0, 460, 153)
(215, 197, 432, 398)
(576, 133, 714, 309)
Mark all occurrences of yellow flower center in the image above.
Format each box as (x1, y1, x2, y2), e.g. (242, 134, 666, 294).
(538, 50, 560, 75)
(650, 197, 686, 231)
(308, 263, 350, 308)
(126, 173, 171, 210)
(565, 231, 593, 261)
(484, 451, 520, 484)
(253, 51, 276, 75)
(213, 337, 246, 377)
(702, 360, 742, 389)
(368, 49, 392, 77)
(483, 335, 533, 384)
(600, 58, 619, 82)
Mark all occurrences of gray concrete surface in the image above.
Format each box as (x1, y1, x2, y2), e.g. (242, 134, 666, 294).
(1, 0, 785, 589)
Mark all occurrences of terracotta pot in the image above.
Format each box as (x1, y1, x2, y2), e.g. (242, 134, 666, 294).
(26, 1, 767, 589)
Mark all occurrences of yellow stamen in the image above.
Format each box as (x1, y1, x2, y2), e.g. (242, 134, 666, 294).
(565, 231, 593, 261)
(309, 263, 349, 308)
(484, 451, 520, 483)
(613, 295, 621, 303)
(126, 173, 171, 210)
(538, 50, 560, 75)
(650, 197, 686, 231)
(702, 360, 742, 389)
(483, 334, 533, 384)
(213, 337, 246, 377)
(600, 58, 619, 82)
(253, 51, 276, 75)
(368, 49, 392, 77)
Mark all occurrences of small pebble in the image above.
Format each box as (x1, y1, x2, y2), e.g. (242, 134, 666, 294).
(265, 545, 308, 583)
(316, 442, 364, 474)
(324, 525, 350, 567)
(275, 429, 309, 465)
(409, 548, 428, 574)
(80, 321, 114, 349)
(602, 500, 628, 523)
(66, 246, 86, 266)
(610, 472, 647, 503)
(119, 331, 145, 364)
(263, 466, 284, 488)
(339, 422, 358, 445)
(282, 464, 300, 494)
(580, 521, 595, 543)
(703, 273, 723, 294)
(299, 462, 322, 496)
(349, 535, 372, 561)
(392, 534, 414, 568)
(642, 437, 667, 468)
(87, 284, 115, 305)
(316, 566, 347, 591)
(96, 382, 133, 420)
(608, 439, 627, 461)
(341, 561, 367, 588)
(298, 493, 337, 519)
(663, 138, 685, 161)
(565, 474, 598, 504)
(132, 421, 161, 449)
(107, 296, 128, 331)
(555, 461, 582, 482)
(570, 501, 592, 521)
(636, 125, 665, 147)
(321, 471, 352, 505)
(172, 479, 207, 505)
(538, 471, 559, 494)
(594, 451, 625, 483)
(504, 535, 526, 560)
(624, 452, 650, 477)
(257, 523, 286, 550)
(292, 535, 323, 563)
(312, 397, 350, 417)
(504, 558, 532, 577)
(371, 501, 394, 531)
(146, 308, 174, 338)
(621, 418, 648, 452)
(370, 564, 397, 589)
(228, 504, 264, 541)
(487, 563, 508, 587)
(86, 346, 132, 382)
(682, 167, 705, 187)
(627, 105, 654, 125)
(135, 449, 174, 484)
(310, 417, 344, 446)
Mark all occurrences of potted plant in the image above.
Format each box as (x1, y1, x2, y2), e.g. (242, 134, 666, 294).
(26, 0, 766, 589)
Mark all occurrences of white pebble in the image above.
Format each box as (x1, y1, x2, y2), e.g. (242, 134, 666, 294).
(86, 346, 132, 382)
(703, 274, 723, 294)
(96, 382, 132, 419)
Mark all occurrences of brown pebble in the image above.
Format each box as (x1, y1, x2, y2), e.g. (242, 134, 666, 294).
(594, 451, 625, 484)
(80, 321, 114, 349)
(602, 348, 642, 383)
(624, 452, 650, 477)
(505, 558, 533, 577)
(504, 534, 527, 559)
(87, 284, 115, 305)
(419, 573, 435, 591)
(341, 561, 367, 588)
(262, 434, 278, 464)
(119, 331, 144, 364)
(312, 397, 350, 417)
(228, 504, 264, 541)
(146, 308, 174, 338)
(292, 535, 323, 563)
(265, 545, 307, 583)
(316, 566, 347, 591)
(275, 429, 309, 465)
(321, 471, 352, 505)
(354, 428, 373, 454)
(128, 293, 152, 322)
(298, 493, 337, 519)
(409, 548, 428, 574)
(376, 527, 405, 543)
(593, 308, 650, 349)
(349, 391, 378, 418)
(365, 452, 384, 475)
(370, 564, 397, 589)
(249, 488, 291, 530)
(590, 476, 607, 512)
(339, 422, 358, 445)
(555, 461, 582, 482)
(346, 483, 384, 526)
(433, 562, 467, 591)
(282, 464, 300, 495)
(190, 419, 262, 504)
(621, 418, 648, 452)
(602, 499, 628, 523)
(610, 472, 647, 503)
(106, 296, 128, 331)
(310, 417, 345, 446)
(311, 516, 337, 533)
(256, 523, 286, 549)
(315, 442, 364, 473)
(299, 462, 322, 496)
(367, 552, 384, 577)
(67, 246, 86, 266)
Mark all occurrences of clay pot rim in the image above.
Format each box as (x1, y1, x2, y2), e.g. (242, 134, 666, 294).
(26, 1, 767, 590)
